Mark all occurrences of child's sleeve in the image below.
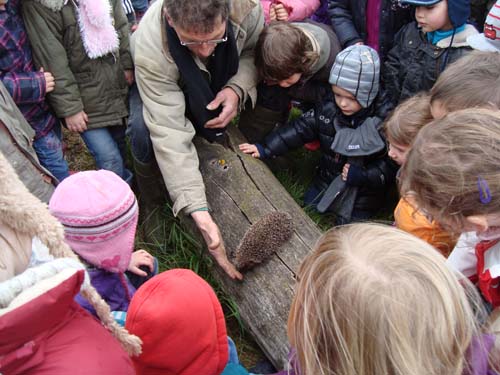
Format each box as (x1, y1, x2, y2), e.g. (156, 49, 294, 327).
(327, 0, 362, 47)
(258, 108, 320, 159)
(278, 0, 320, 21)
(21, 1, 84, 118)
(261, 0, 272, 23)
(346, 151, 398, 189)
(0, 71, 46, 104)
(112, 0, 133, 71)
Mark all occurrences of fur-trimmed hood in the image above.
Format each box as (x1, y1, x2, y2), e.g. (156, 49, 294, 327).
(33, 0, 119, 58)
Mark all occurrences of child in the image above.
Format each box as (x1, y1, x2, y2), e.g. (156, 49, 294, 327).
(22, 0, 134, 184)
(430, 51, 500, 119)
(281, 223, 498, 374)
(327, 0, 413, 60)
(240, 45, 397, 224)
(0, 151, 140, 373)
(402, 109, 500, 309)
(383, 0, 478, 107)
(48, 170, 156, 325)
(385, 93, 457, 256)
(126, 269, 253, 375)
(468, 0, 500, 52)
(239, 20, 341, 143)
(0, 0, 69, 181)
(261, 0, 320, 23)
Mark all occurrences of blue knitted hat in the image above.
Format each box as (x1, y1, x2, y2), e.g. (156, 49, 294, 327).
(401, 0, 470, 28)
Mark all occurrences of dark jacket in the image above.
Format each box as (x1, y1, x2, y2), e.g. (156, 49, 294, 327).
(383, 22, 478, 107)
(21, 0, 133, 129)
(257, 94, 397, 213)
(327, 0, 412, 60)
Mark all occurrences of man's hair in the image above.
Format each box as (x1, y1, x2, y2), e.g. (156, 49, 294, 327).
(163, 0, 230, 34)
(402, 108, 500, 232)
(430, 51, 500, 112)
(254, 22, 318, 82)
(384, 93, 432, 146)
(288, 223, 490, 375)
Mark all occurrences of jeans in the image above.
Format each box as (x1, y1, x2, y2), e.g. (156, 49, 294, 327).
(127, 84, 155, 163)
(80, 125, 133, 185)
(33, 122, 70, 182)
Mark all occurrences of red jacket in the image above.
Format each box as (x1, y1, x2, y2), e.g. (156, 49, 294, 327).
(0, 269, 134, 374)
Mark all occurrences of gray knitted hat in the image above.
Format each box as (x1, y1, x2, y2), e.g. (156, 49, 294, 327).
(329, 45, 380, 108)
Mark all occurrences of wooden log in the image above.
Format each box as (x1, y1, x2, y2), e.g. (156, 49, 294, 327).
(186, 126, 323, 368)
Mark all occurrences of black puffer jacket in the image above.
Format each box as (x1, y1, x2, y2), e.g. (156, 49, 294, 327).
(257, 94, 397, 213)
(383, 22, 477, 107)
(327, 0, 412, 60)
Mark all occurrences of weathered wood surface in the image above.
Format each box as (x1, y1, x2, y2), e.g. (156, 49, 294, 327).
(190, 126, 323, 368)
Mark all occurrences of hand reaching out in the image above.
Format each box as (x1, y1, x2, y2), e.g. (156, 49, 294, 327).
(127, 249, 155, 277)
(239, 143, 260, 158)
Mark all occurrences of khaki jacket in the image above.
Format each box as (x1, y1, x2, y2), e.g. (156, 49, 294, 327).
(132, 0, 264, 216)
(0, 82, 55, 202)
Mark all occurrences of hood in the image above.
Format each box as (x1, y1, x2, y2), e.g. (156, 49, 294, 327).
(126, 269, 229, 375)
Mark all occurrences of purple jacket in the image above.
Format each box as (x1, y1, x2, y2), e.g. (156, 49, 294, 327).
(0, 0, 56, 139)
(75, 268, 136, 316)
(275, 338, 498, 375)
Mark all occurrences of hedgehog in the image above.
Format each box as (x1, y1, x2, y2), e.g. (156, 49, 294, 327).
(232, 211, 294, 271)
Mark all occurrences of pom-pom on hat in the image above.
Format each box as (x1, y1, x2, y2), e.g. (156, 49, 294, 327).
(329, 45, 380, 108)
(468, 1, 500, 52)
(49, 170, 138, 273)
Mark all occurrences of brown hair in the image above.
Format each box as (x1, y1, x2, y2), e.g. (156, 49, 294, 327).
(163, 0, 229, 34)
(288, 223, 489, 375)
(384, 92, 433, 146)
(402, 108, 500, 231)
(254, 22, 319, 82)
(430, 51, 500, 113)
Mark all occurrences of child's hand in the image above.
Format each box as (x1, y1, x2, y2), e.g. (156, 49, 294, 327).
(342, 163, 350, 181)
(65, 111, 88, 133)
(239, 143, 260, 158)
(269, 4, 277, 21)
(40, 68, 55, 93)
(274, 3, 289, 21)
(124, 69, 134, 86)
(127, 249, 155, 277)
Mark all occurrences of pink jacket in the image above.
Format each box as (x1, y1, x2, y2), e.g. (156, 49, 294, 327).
(261, 0, 320, 23)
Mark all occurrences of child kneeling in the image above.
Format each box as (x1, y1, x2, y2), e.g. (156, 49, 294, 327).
(240, 45, 397, 224)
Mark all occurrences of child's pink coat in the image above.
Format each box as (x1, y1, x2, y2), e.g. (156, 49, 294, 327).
(261, 0, 320, 23)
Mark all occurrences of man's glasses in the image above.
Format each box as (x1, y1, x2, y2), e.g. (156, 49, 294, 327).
(179, 31, 228, 46)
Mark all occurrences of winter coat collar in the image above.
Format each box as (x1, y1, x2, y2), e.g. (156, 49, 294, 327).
(435, 24, 479, 48)
(34, 0, 119, 58)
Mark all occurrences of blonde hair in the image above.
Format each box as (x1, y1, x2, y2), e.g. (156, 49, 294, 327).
(430, 51, 500, 113)
(288, 223, 487, 375)
(384, 93, 432, 146)
(401, 108, 500, 231)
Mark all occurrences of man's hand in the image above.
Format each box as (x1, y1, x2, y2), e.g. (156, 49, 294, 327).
(191, 210, 243, 280)
(65, 111, 88, 133)
(124, 69, 135, 86)
(205, 87, 239, 129)
(40, 68, 55, 93)
(127, 249, 155, 277)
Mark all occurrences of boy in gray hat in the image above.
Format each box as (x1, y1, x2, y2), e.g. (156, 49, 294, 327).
(240, 45, 397, 224)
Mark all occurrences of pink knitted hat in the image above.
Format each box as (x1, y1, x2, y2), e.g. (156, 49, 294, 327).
(49, 170, 138, 273)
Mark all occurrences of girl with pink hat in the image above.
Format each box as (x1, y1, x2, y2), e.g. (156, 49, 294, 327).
(49, 169, 157, 325)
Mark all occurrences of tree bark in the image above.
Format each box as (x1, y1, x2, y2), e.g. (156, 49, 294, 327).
(183, 126, 323, 369)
